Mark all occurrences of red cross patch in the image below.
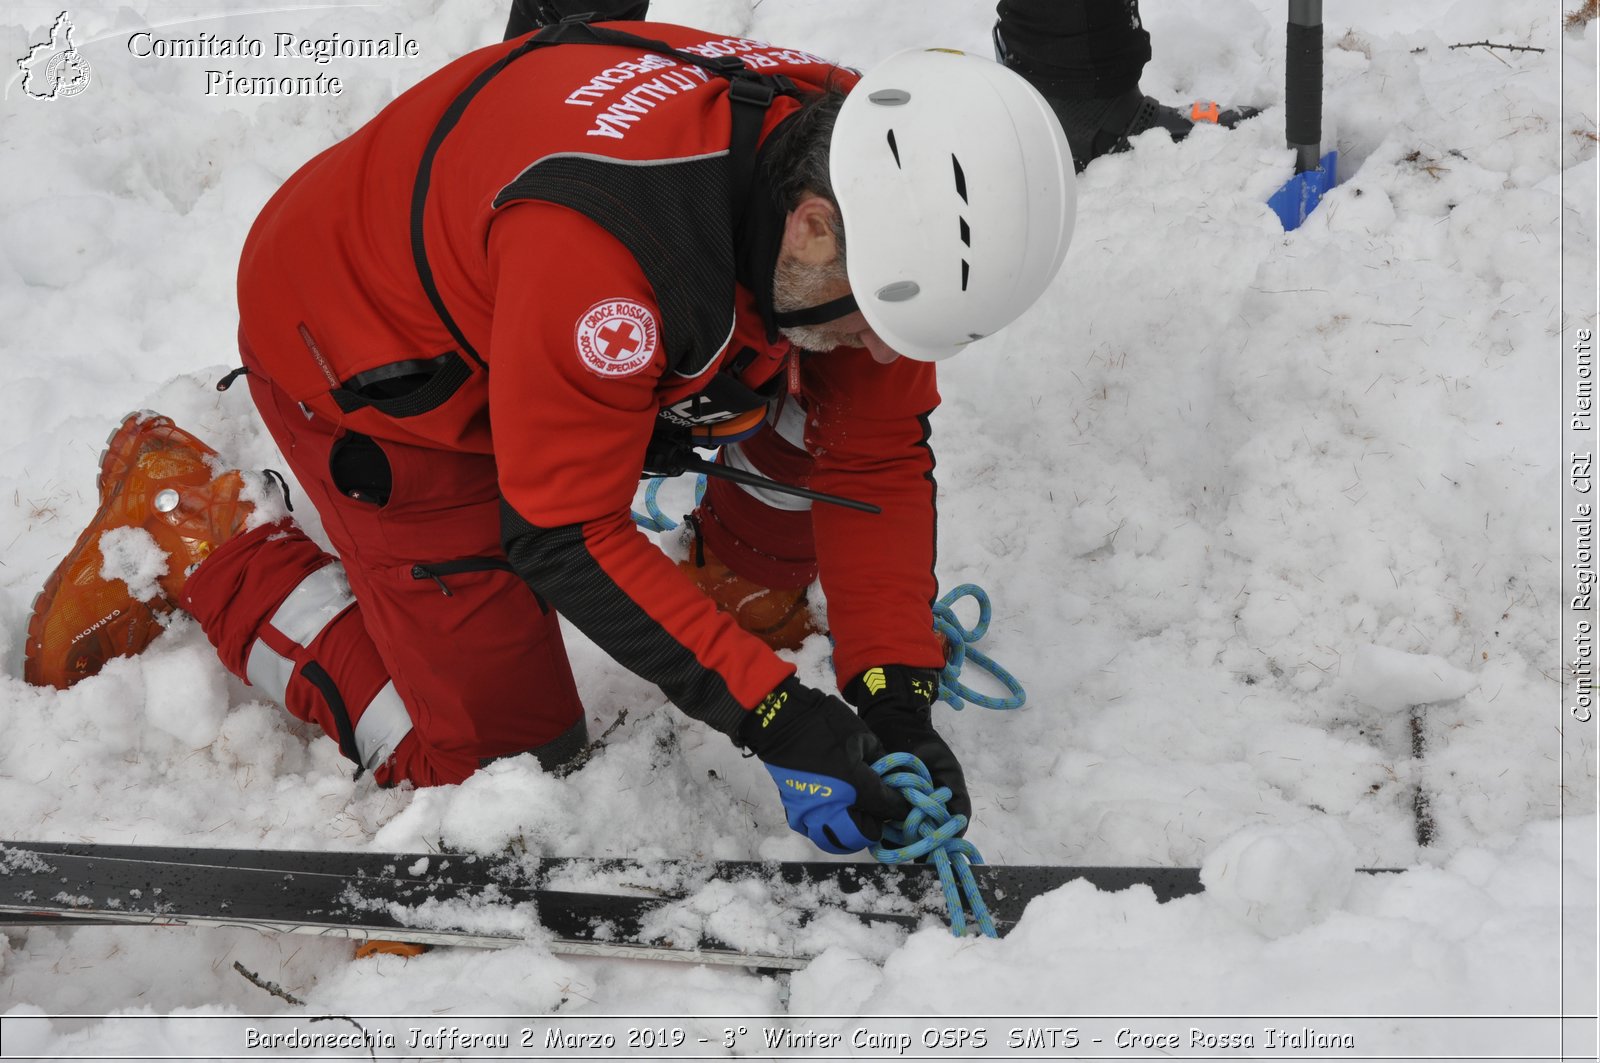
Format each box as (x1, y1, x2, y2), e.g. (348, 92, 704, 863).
(574, 299, 659, 378)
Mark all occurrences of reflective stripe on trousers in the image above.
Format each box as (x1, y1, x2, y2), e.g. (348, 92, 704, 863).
(244, 561, 414, 772)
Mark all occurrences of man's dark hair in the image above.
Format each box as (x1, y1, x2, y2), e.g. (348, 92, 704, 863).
(761, 84, 850, 255)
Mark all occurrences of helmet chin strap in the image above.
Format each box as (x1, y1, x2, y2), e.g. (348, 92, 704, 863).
(772, 293, 859, 328)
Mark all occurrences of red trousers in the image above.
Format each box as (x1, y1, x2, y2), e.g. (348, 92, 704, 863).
(183, 347, 816, 787)
(183, 358, 585, 786)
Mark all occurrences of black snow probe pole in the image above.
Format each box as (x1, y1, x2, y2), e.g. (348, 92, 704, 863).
(1269, 0, 1337, 229)
(686, 455, 881, 514)
(645, 441, 881, 515)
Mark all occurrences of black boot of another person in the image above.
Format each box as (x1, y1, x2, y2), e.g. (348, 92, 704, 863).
(994, 21, 1261, 173)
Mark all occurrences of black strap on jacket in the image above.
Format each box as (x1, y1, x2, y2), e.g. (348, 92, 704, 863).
(409, 17, 796, 369)
(526, 19, 794, 226)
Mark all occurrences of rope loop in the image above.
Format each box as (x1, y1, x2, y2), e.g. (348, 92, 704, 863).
(870, 752, 998, 938)
(631, 474, 707, 533)
(933, 585, 1026, 711)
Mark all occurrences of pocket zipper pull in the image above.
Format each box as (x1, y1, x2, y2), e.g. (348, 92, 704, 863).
(411, 564, 454, 597)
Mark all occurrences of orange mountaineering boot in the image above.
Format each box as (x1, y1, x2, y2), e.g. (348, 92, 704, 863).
(23, 412, 257, 689)
(676, 531, 820, 652)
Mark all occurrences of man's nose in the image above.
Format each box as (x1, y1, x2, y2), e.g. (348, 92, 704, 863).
(861, 330, 902, 365)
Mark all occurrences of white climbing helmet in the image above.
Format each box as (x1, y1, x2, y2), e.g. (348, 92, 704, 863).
(830, 48, 1076, 361)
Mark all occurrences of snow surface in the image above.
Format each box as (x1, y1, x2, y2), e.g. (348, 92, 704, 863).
(0, 0, 1595, 1056)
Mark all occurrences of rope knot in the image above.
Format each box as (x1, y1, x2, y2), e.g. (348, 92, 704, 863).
(870, 752, 997, 938)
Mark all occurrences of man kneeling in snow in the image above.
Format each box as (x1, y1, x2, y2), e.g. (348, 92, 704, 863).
(24, 19, 1074, 856)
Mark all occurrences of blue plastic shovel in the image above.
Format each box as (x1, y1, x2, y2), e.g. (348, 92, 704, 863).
(1268, 0, 1337, 230)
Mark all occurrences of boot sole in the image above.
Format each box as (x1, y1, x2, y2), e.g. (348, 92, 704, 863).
(96, 411, 164, 503)
(20, 525, 168, 688)
(24, 413, 175, 689)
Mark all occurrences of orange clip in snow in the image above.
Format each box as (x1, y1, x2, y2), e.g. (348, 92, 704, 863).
(1190, 100, 1221, 124)
(355, 939, 430, 960)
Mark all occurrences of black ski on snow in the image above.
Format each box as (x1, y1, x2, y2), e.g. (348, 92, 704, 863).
(0, 841, 1214, 968)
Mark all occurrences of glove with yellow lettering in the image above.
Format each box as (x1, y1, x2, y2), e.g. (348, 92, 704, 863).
(844, 665, 971, 832)
(739, 676, 911, 854)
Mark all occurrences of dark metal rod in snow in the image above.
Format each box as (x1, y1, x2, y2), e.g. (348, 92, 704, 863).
(1286, 0, 1324, 174)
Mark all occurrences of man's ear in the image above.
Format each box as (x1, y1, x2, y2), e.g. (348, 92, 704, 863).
(780, 195, 841, 266)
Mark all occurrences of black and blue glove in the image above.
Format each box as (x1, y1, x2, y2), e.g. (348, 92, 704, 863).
(740, 676, 910, 854)
(843, 665, 971, 832)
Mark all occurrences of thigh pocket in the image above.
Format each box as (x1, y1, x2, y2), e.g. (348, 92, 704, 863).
(331, 352, 473, 419)
(411, 557, 549, 614)
(363, 556, 573, 760)
(329, 431, 393, 507)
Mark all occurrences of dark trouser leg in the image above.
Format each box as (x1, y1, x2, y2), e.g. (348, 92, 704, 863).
(994, 0, 1150, 98)
(995, 0, 1159, 171)
(996, 0, 1259, 171)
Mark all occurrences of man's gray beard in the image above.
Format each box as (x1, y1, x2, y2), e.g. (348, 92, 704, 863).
(773, 253, 851, 353)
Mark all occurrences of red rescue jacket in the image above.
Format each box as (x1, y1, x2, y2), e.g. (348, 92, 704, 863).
(237, 22, 945, 734)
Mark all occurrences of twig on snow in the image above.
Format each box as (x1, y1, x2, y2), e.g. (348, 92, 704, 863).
(231, 961, 305, 1006)
(1446, 40, 1546, 54)
(555, 706, 631, 777)
(231, 967, 380, 1063)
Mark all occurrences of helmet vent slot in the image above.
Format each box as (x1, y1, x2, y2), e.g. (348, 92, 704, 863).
(868, 88, 911, 106)
(886, 129, 901, 168)
(951, 154, 968, 202)
(959, 217, 970, 246)
(875, 281, 921, 303)
(961, 260, 970, 291)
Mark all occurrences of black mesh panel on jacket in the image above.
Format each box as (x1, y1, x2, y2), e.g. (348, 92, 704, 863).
(500, 501, 749, 736)
(494, 153, 735, 379)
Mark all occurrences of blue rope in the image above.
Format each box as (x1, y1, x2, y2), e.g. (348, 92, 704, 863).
(870, 752, 997, 938)
(631, 474, 707, 533)
(933, 584, 1026, 711)
(637, 500, 1026, 713)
